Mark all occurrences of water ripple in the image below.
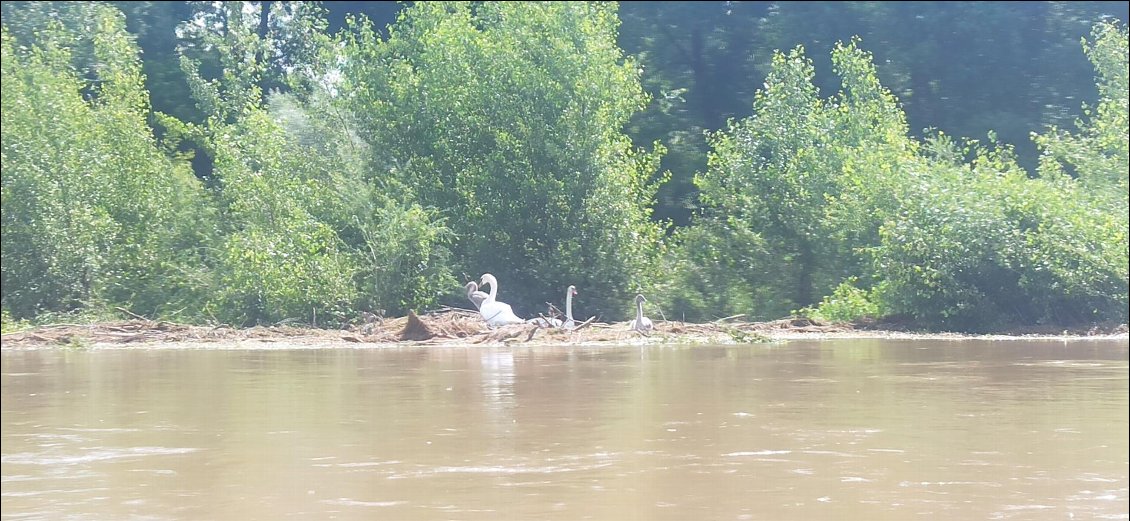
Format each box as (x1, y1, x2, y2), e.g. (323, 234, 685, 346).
(2, 446, 199, 465)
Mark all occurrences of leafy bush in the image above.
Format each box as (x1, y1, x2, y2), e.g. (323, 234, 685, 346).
(652, 218, 777, 322)
(873, 139, 1127, 330)
(0, 308, 29, 334)
(166, 101, 362, 325)
(270, 85, 460, 316)
(798, 278, 880, 323)
(157, 2, 461, 324)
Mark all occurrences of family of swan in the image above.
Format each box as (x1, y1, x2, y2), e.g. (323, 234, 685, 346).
(465, 273, 653, 333)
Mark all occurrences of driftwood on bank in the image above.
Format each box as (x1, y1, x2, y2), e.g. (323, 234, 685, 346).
(2, 310, 1125, 348)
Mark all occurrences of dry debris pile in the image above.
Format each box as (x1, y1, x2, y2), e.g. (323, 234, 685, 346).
(0, 309, 860, 348)
(3, 310, 1122, 348)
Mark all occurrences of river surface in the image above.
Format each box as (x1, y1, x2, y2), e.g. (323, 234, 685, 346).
(2, 339, 1127, 520)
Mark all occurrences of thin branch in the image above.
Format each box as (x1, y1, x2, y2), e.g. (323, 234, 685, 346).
(116, 307, 152, 322)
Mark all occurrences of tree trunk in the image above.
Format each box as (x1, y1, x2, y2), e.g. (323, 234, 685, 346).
(689, 27, 721, 130)
(795, 240, 815, 309)
(257, 1, 272, 106)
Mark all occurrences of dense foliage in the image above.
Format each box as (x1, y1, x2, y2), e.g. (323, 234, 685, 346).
(674, 24, 1128, 330)
(2, 2, 1126, 331)
(1, 4, 212, 320)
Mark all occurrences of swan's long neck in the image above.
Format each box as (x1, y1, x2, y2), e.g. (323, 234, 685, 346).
(565, 290, 574, 320)
(484, 275, 498, 300)
(635, 299, 644, 322)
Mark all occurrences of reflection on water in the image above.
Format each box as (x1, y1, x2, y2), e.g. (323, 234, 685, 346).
(2, 339, 1127, 520)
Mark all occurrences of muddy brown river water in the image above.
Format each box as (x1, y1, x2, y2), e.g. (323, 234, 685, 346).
(2, 338, 1127, 520)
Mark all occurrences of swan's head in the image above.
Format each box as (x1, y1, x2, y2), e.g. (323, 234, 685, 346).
(568, 285, 577, 296)
(465, 281, 479, 297)
(479, 273, 498, 288)
(635, 294, 646, 304)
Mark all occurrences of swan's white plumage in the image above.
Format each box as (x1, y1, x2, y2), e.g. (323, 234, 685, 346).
(465, 281, 489, 310)
(478, 273, 525, 327)
(563, 285, 577, 330)
(631, 294, 653, 332)
(530, 285, 578, 328)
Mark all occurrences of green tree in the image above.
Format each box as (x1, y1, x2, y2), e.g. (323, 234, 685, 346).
(1034, 20, 1129, 205)
(873, 21, 1127, 330)
(1, 4, 212, 319)
(681, 40, 917, 320)
(745, 2, 1123, 172)
(343, 1, 665, 318)
(162, 2, 352, 325)
(163, 0, 455, 323)
(617, 1, 1126, 207)
(186, 108, 362, 326)
(266, 91, 458, 316)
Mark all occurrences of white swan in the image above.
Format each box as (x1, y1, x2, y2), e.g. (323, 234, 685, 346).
(465, 281, 490, 310)
(480, 273, 500, 301)
(563, 285, 577, 329)
(630, 294, 653, 333)
(478, 273, 525, 327)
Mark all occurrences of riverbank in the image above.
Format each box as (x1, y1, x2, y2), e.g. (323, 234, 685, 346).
(1, 308, 1126, 349)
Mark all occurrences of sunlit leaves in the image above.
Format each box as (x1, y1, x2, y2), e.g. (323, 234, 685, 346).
(1034, 21, 1128, 207)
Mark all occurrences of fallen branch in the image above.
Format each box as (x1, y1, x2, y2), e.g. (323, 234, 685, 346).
(572, 316, 598, 331)
(116, 307, 152, 322)
(713, 313, 746, 323)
